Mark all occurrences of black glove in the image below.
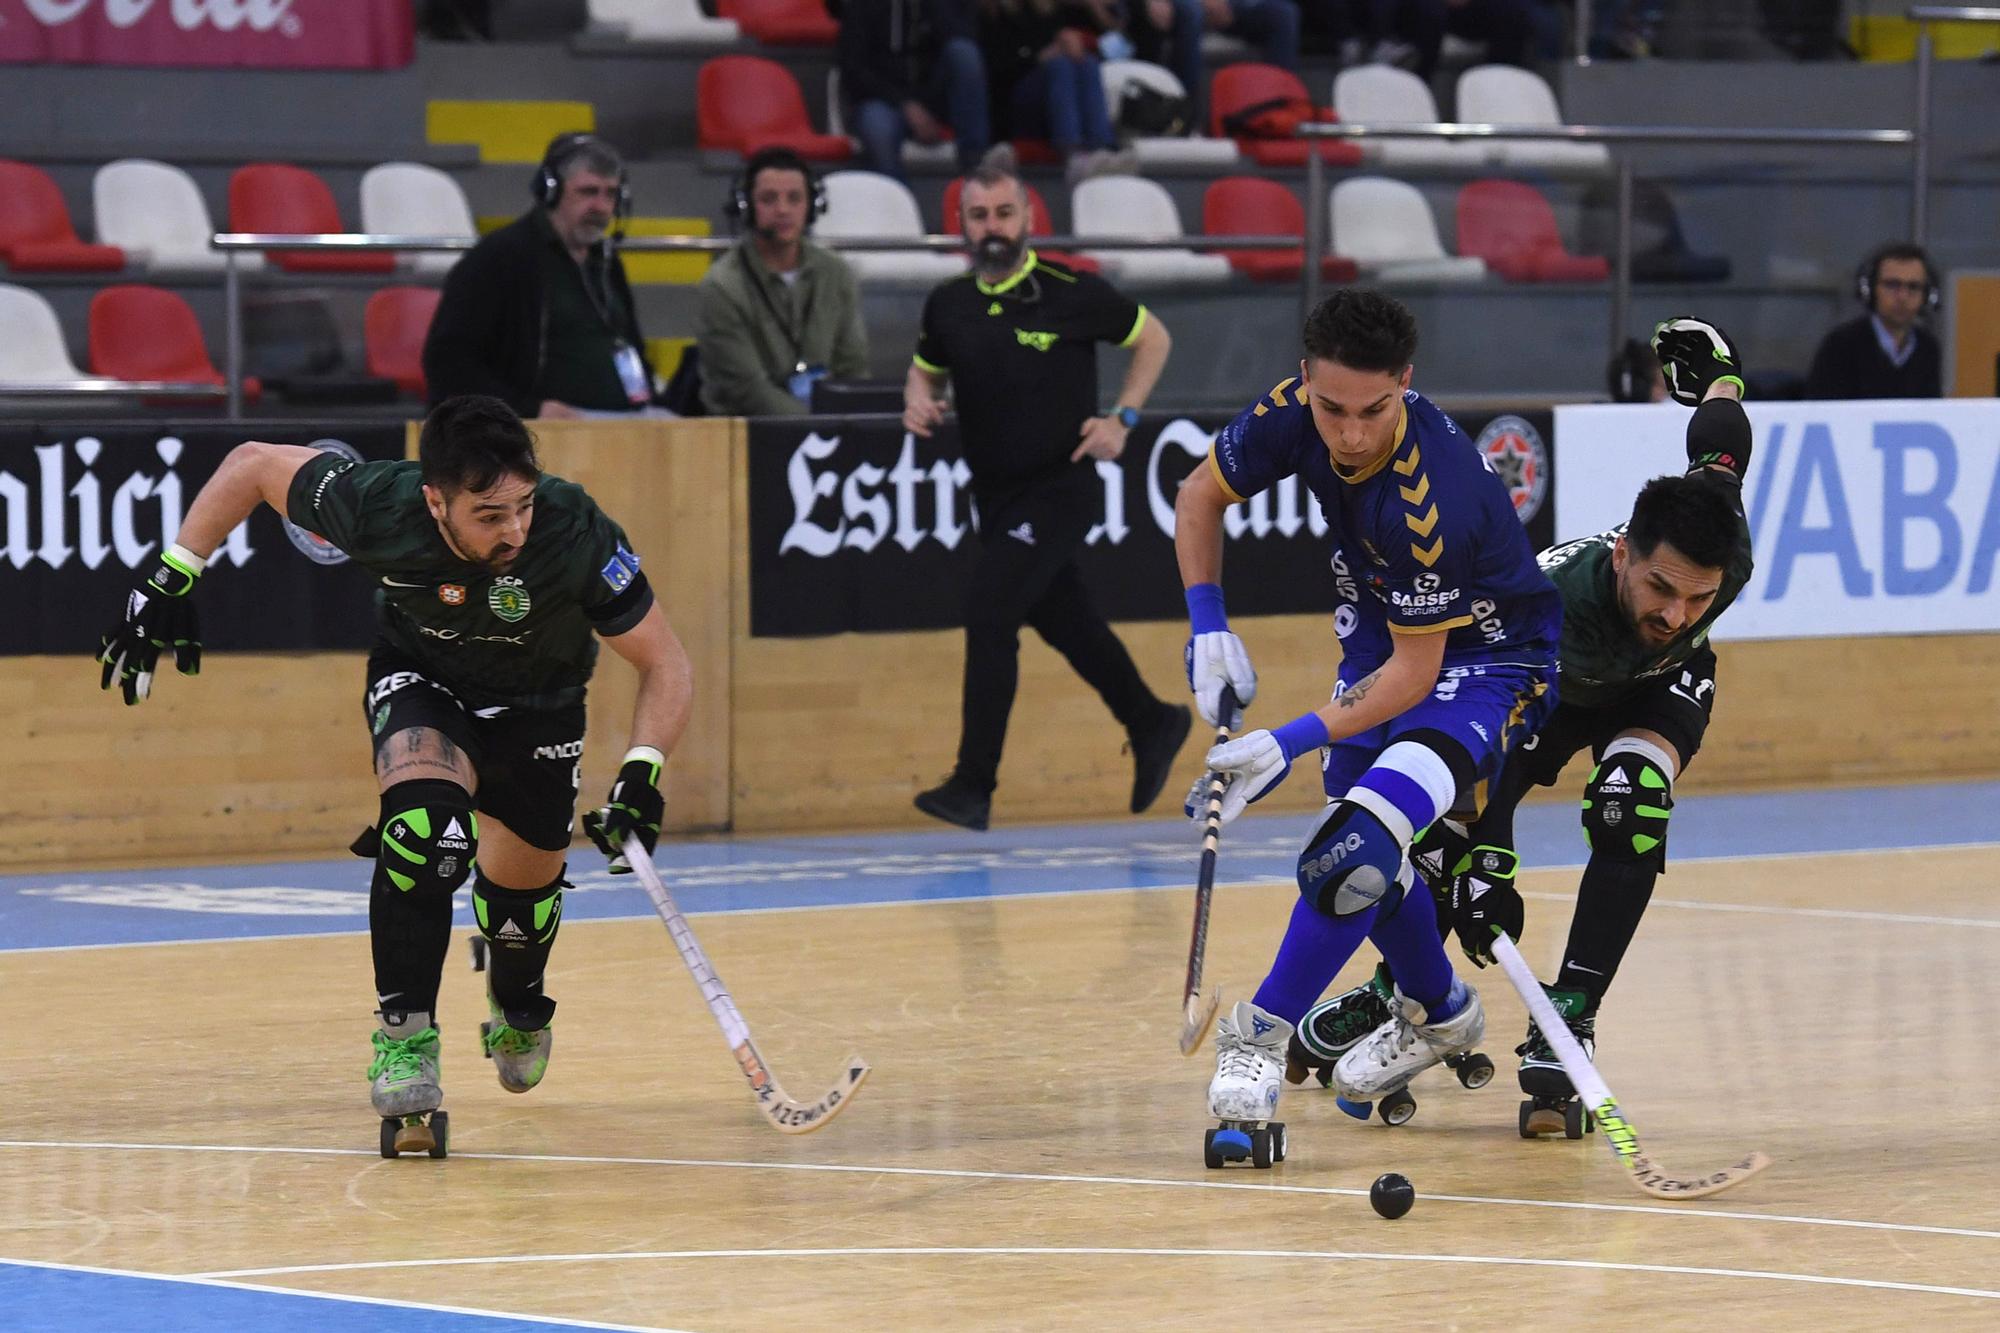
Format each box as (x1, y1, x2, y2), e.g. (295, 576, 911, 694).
(98, 549, 204, 705)
(1650, 316, 1744, 408)
(583, 749, 665, 873)
(1450, 844, 1523, 968)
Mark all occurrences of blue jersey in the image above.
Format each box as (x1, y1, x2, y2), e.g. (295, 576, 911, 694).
(1209, 380, 1562, 676)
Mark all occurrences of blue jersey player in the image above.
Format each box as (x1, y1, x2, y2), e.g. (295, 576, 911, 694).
(1174, 291, 1563, 1147)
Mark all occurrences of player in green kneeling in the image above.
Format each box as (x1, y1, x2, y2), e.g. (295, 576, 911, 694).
(97, 395, 695, 1157)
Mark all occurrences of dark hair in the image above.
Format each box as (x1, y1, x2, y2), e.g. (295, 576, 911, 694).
(1625, 472, 1736, 570)
(1606, 338, 1658, 403)
(1301, 290, 1419, 373)
(419, 395, 542, 495)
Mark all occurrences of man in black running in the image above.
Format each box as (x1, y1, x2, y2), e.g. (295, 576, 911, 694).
(96, 395, 694, 1147)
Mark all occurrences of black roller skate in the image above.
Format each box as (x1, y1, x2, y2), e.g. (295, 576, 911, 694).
(1516, 986, 1595, 1140)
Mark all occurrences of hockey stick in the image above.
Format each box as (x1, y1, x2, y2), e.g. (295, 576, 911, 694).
(1178, 686, 1239, 1056)
(625, 835, 869, 1134)
(1492, 934, 1770, 1199)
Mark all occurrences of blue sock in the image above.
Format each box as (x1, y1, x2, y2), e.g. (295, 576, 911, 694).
(1368, 869, 1460, 1018)
(1251, 895, 1377, 1024)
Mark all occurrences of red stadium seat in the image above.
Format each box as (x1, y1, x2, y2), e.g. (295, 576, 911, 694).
(1202, 177, 1358, 283)
(1456, 179, 1610, 283)
(229, 163, 395, 275)
(697, 56, 853, 160)
(365, 286, 442, 397)
(940, 177, 1098, 274)
(88, 284, 260, 400)
(1208, 66, 1361, 168)
(718, 0, 838, 45)
(0, 160, 125, 272)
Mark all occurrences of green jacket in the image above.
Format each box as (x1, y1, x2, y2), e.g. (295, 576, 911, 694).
(695, 240, 869, 416)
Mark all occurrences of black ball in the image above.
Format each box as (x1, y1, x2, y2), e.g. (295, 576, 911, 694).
(1369, 1172, 1415, 1219)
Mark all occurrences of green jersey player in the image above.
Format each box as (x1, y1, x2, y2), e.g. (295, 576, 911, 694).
(96, 396, 694, 1156)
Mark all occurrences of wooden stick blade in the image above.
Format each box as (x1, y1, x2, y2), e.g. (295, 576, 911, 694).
(736, 1036, 870, 1134)
(1627, 1151, 1773, 1200)
(1178, 987, 1221, 1056)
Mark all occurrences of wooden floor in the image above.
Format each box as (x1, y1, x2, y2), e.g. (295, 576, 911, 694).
(5, 836, 1999, 1329)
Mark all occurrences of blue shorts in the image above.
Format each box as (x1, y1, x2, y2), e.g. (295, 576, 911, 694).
(1319, 660, 1557, 818)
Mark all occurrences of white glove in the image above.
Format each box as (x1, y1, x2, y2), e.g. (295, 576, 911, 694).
(1190, 729, 1292, 825)
(1186, 630, 1257, 728)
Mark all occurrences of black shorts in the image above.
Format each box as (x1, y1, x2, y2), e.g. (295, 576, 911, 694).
(362, 645, 586, 852)
(1501, 643, 1718, 796)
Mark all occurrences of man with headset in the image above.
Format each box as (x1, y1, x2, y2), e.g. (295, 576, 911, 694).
(1805, 242, 1943, 400)
(695, 146, 869, 417)
(424, 132, 665, 419)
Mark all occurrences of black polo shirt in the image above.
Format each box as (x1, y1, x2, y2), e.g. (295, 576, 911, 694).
(914, 250, 1147, 500)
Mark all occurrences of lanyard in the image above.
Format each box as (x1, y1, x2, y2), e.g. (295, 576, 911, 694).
(574, 249, 625, 339)
(748, 259, 816, 374)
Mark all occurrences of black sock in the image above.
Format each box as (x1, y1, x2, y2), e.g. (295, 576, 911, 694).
(1554, 856, 1660, 1009)
(370, 858, 454, 1017)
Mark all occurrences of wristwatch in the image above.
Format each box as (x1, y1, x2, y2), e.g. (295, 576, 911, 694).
(1114, 405, 1140, 429)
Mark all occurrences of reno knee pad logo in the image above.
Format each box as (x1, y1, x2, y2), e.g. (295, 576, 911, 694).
(1302, 831, 1365, 882)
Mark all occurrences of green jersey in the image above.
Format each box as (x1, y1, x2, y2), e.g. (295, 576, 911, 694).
(1536, 472, 1753, 710)
(287, 455, 653, 710)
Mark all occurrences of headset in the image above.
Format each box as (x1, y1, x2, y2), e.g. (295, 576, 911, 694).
(1854, 241, 1940, 314)
(728, 146, 827, 236)
(531, 132, 631, 219)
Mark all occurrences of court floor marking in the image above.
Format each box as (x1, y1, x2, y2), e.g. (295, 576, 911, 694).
(6, 1139, 1997, 1243)
(0, 1256, 691, 1332)
(188, 1246, 2000, 1302)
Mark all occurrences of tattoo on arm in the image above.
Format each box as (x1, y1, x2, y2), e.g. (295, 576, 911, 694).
(1336, 669, 1382, 709)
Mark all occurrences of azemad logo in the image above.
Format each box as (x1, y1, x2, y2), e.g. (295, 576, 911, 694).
(283, 438, 361, 566)
(1477, 415, 1549, 523)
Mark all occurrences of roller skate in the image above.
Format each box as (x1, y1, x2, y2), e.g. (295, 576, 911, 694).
(369, 1010, 448, 1159)
(1330, 980, 1485, 1128)
(1516, 987, 1596, 1140)
(1288, 963, 1393, 1089)
(469, 933, 555, 1094)
(1203, 1000, 1290, 1169)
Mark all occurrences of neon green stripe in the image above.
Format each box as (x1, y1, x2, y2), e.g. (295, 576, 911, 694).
(473, 895, 489, 930)
(1636, 804, 1671, 819)
(401, 809, 432, 839)
(912, 354, 947, 375)
(1632, 834, 1662, 855)
(975, 248, 1039, 295)
(1119, 306, 1148, 349)
(1639, 768, 1667, 789)
(533, 893, 560, 931)
(382, 834, 425, 866)
(387, 868, 416, 892)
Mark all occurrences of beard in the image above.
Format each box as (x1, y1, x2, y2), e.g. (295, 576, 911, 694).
(441, 513, 520, 574)
(975, 233, 1023, 271)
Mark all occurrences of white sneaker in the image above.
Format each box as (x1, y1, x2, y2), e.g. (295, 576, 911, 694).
(1209, 1000, 1292, 1121)
(1333, 983, 1485, 1102)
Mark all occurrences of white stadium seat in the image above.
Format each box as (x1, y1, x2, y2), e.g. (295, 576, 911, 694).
(1099, 60, 1240, 169)
(0, 285, 86, 382)
(1455, 65, 1612, 174)
(588, 0, 739, 44)
(817, 171, 967, 285)
(1330, 177, 1487, 283)
(92, 158, 261, 276)
(360, 162, 477, 276)
(1072, 175, 1231, 287)
(1332, 65, 1489, 171)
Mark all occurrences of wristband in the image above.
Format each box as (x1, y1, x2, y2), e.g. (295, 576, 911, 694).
(1272, 711, 1331, 761)
(623, 745, 665, 782)
(1185, 583, 1228, 636)
(164, 542, 207, 577)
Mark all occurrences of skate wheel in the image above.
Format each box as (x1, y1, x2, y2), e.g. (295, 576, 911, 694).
(392, 1114, 436, 1157)
(380, 1117, 400, 1158)
(1314, 1067, 1333, 1090)
(1270, 1122, 1287, 1163)
(428, 1110, 449, 1159)
(469, 936, 486, 973)
(1251, 1128, 1273, 1169)
(1380, 1089, 1417, 1127)
(1518, 1100, 1536, 1140)
(1564, 1100, 1587, 1140)
(1335, 1096, 1372, 1122)
(1521, 1100, 1568, 1138)
(1455, 1052, 1495, 1090)
(1204, 1128, 1224, 1169)
(479, 1020, 493, 1058)
(1212, 1128, 1252, 1163)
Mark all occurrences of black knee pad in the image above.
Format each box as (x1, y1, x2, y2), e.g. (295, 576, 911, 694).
(474, 867, 565, 1029)
(1581, 742, 1673, 864)
(1410, 818, 1469, 939)
(1299, 800, 1406, 918)
(376, 779, 477, 897)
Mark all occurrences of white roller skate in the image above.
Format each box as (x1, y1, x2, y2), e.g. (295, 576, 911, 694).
(1331, 982, 1485, 1127)
(370, 1010, 447, 1159)
(480, 990, 554, 1095)
(1203, 1000, 1291, 1169)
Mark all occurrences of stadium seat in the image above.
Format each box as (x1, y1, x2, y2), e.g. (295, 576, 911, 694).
(229, 163, 395, 275)
(1331, 66, 1488, 171)
(1330, 177, 1486, 283)
(360, 162, 476, 277)
(0, 160, 125, 273)
(365, 286, 443, 397)
(0, 284, 86, 382)
(88, 284, 259, 400)
(1071, 175, 1231, 287)
(698, 56, 853, 161)
(94, 159, 260, 277)
(1456, 179, 1609, 282)
(1201, 177, 1357, 284)
(1455, 65, 1611, 174)
(1099, 61, 1239, 168)
(1208, 65, 1360, 168)
(817, 171, 966, 285)
(719, 0, 837, 46)
(588, 0, 739, 42)
(940, 177, 1098, 274)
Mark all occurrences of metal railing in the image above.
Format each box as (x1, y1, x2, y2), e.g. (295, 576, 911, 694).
(1298, 121, 1915, 348)
(1910, 5, 2000, 242)
(208, 231, 1310, 418)
(0, 379, 227, 399)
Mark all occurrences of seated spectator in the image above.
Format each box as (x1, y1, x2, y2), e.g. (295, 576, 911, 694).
(1369, 0, 1545, 78)
(423, 133, 664, 418)
(1607, 338, 1667, 403)
(983, 0, 1133, 183)
(1805, 242, 1943, 400)
(841, 0, 992, 182)
(695, 148, 869, 416)
(1130, 0, 1300, 127)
